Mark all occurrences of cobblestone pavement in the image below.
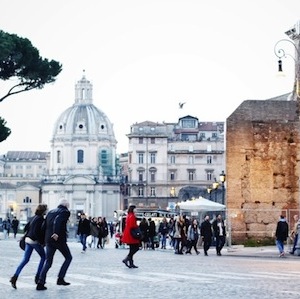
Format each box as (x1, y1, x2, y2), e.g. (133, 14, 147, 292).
(1, 235, 300, 299)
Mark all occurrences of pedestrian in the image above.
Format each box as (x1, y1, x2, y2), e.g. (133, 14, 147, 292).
(97, 217, 105, 248)
(11, 216, 19, 239)
(186, 219, 200, 255)
(173, 216, 184, 254)
(148, 218, 156, 250)
(275, 215, 289, 257)
(212, 214, 226, 256)
(200, 215, 213, 256)
(121, 205, 140, 268)
(158, 217, 169, 249)
(102, 217, 109, 248)
(289, 214, 299, 255)
(2, 218, 9, 239)
(36, 199, 73, 291)
(77, 213, 90, 253)
(139, 217, 149, 250)
(89, 217, 100, 249)
(109, 221, 114, 238)
(10, 204, 47, 289)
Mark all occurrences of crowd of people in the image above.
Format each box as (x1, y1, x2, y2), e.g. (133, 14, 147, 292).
(1, 216, 20, 239)
(77, 214, 113, 252)
(8, 202, 300, 291)
(123, 212, 227, 256)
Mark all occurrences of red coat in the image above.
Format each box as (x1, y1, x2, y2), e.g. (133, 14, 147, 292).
(121, 212, 140, 245)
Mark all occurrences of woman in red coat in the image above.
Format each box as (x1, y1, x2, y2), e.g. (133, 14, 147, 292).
(122, 205, 140, 268)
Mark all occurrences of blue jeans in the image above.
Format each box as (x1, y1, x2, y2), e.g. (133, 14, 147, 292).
(15, 242, 45, 277)
(38, 242, 72, 284)
(161, 234, 167, 248)
(276, 239, 284, 253)
(79, 234, 88, 251)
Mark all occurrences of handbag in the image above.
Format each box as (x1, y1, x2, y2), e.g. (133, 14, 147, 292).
(19, 236, 26, 251)
(130, 227, 143, 240)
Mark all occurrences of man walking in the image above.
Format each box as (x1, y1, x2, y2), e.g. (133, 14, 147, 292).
(36, 199, 73, 291)
(200, 215, 213, 256)
(11, 216, 19, 239)
(77, 213, 90, 253)
(212, 214, 226, 256)
(275, 215, 289, 257)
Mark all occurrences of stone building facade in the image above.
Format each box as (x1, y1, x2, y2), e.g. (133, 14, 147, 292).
(226, 96, 300, 242)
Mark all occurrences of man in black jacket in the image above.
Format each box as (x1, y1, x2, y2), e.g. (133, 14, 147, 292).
(200, 215, 213, 256)
(212, 214, 226, 256)
(36, 199, 73, 291)
(77, 213, 90, 253)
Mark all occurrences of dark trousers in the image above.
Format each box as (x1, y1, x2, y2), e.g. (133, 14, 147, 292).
(203, 237, 211, 254)
(187, 239, 199, 253)
(128, 244, 140, 260)
(215, 235, 226, 253)
(39, 242, 72, 284)
(292, 234, 298, 253)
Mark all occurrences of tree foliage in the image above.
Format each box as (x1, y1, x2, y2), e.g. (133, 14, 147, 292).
(0, 117, 11, 142)
(0, 30, 62, 102)
(0, 30, 62, 143)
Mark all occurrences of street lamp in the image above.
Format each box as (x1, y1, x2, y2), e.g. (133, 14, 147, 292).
(212, 179, 219, 202)
(207, 178, 220, 202)
(219, 170, 226, 205)
(274, 21, 300, 100)
(207, 185, 212, 200)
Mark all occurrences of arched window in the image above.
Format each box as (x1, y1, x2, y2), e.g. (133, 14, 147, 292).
(77, 150, 84, 163)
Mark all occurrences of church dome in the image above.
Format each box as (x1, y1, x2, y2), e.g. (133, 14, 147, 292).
(52, 74, 116, 144)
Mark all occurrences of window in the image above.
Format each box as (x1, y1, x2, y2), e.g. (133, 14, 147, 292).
(170, 155, 175, 164)
(23, 196, 32, 203)
(188, 170, 195, 181)
(212, 132, 217, 138)
(150, 171, 156, 182)
(150, 153, 156, 164)
(200, 133, 206, 138)
(150, 187, 156, 197)
(138, 171, 144, 182)
(138, 187, 144, 197)
(151, 137, 155, 144)
(207, 155, 212, 164)
(138, 153, 144, 164)
(170, 172, 175, 181)
(77, 150, 84, 163)
(57, 150, 61, 163)
(101, 150, 108, 165)
(206, 171, 213, 181)
(139, 137, 143, 144)
(182, 119, 196, 128)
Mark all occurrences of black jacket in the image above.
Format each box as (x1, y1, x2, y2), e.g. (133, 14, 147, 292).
(26, 215, 45, 244)
(200, 220, 213, 239)
(44, 204, 70, 244)
(275, 220, 289, 242)
(77, 218, 90, 235)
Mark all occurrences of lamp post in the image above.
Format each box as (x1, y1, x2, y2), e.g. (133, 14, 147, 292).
(274, 21, 300, 214)
(274, 21, 300, 101)
(207, 186, 212, 200)
(212, 179, 219, 202)
(207, 179, 219, 202)
(219, 170, 226, 205)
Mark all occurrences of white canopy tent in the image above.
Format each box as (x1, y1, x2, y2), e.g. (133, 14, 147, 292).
(177, 196, 225, 212)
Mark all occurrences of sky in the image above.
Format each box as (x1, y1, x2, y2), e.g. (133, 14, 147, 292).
(0, 0, 300, 154)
